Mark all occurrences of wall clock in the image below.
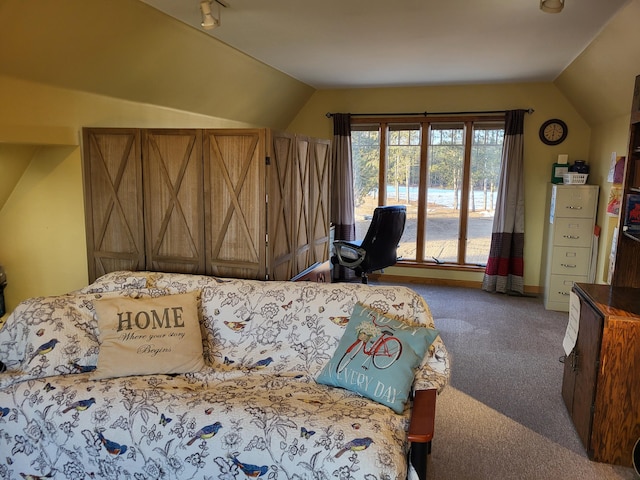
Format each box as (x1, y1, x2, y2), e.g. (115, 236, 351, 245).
(539, 118, 568, 145)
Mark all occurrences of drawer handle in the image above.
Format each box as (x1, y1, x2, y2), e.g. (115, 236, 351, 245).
(558, 291, 570, 296)
(560, 263, 576, 268)
(565, 206, 583, 210)
(563, 235, 580, 239)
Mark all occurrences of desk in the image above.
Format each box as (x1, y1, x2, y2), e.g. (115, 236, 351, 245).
(290, 261, 331, 282)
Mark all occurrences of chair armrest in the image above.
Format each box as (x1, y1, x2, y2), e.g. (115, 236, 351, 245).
(333, 241, 366, 268)
(408, 388, 436, 443)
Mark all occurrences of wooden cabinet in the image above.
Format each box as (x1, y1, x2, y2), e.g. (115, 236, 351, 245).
(612, 74, 640, 288)
(83, 128, 330, 282)
(562, 283, 640, 467)
(544, 184, 599, 311)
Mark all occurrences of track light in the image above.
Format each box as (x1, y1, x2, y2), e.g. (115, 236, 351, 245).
(200, 0, 220, 29)
(540, 0, 564, 13)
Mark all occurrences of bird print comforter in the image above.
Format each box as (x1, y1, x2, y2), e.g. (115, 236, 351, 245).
(0, 271, 450, 480)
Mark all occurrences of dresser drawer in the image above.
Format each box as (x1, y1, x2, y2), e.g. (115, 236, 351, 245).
(552, 218, 594, 248)
(552, 186, 598, 219)
(550, 246, 591, 276)
(547, 274, 588, 304)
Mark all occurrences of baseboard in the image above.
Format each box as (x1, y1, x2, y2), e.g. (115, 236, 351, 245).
(369, 273, 542, 296)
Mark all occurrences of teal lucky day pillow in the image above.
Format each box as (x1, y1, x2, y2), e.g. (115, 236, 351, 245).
(316, 302, 439, 413)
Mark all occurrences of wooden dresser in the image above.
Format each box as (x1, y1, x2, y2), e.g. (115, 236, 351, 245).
(562, 283, 640, 466)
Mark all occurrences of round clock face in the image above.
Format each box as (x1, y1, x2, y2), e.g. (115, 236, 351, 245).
(539, 119, 568, 145)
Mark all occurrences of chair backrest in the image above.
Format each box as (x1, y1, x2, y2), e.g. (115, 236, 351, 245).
(359, 205, 406, 273)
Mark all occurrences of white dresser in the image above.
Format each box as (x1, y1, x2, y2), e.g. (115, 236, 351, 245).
(544, 184, 599, 311)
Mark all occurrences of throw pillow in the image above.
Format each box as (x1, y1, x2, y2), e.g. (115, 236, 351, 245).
(316, 302, 439, 413)
(92, 291, 205, 380)
(0, 289, 169, 382)
(80, 271, 149, 293)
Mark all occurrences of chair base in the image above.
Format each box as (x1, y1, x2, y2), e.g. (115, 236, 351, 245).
(331, 254, 389, 285)
(360, 268, 386, 284)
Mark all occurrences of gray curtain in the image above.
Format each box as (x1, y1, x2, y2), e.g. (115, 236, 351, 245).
(482, 109, 526, 294)
(330, 113, 356, 280)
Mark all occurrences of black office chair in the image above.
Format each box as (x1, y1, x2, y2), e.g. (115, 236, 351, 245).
(332, 205, 406, 284)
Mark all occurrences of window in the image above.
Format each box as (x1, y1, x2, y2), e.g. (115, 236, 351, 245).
(351, 116, 504, 268)
(352, 126, 380, 240)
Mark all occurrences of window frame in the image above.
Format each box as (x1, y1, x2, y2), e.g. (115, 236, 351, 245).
(351, 114, 505, 269)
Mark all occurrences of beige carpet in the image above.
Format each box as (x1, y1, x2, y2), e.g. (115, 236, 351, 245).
(429, 386, 635, 480)
(379, 282, 638, 480)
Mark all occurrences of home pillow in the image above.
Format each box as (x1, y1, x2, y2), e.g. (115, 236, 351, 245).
(0, 289, 169, 382)
(316, 302, 439, 413)
(92, 291, 205, 380)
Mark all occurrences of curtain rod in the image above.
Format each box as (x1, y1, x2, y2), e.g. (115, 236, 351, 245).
(325, 108, 534, 118)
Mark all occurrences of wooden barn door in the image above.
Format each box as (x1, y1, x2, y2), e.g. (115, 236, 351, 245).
(292, 136, 312, 275)
(142, 130, 205, 274)
(204, 129, 267, 279)
(82, 128, 144, 283)
(268, 131, 296, 280)
(309, 137, 332, 264)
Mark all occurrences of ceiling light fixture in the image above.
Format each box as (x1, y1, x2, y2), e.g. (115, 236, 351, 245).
(200, 0, 220, 29)
(540, 0, 564, 13)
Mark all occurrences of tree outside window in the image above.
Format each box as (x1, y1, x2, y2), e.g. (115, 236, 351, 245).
(351, 117, 504, 268)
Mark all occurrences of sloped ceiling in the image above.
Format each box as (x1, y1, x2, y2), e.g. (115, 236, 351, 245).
(0, 0, 315, 130)
(141, 0, 629, 89)
(556, 0, 640, 125)
(1, 0, 638, 129)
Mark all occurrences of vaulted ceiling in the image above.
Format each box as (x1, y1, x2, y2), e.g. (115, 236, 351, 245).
(141, 0, 630, 88)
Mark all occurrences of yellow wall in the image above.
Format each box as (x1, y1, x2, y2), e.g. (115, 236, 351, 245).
(587, 115, 630, 283)
(2, 0, 640, 321)
(0, 0, 315, 320)
(0, 74, 289, 320)
(289, 0, 640, 290)
(555, 0, 640, 286)
(0, 145, 35, 210)
(0, 146, 85, 305)
(288, 83, 591, 291)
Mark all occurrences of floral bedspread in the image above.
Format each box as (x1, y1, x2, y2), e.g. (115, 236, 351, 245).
(0, 271, 449, 480)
